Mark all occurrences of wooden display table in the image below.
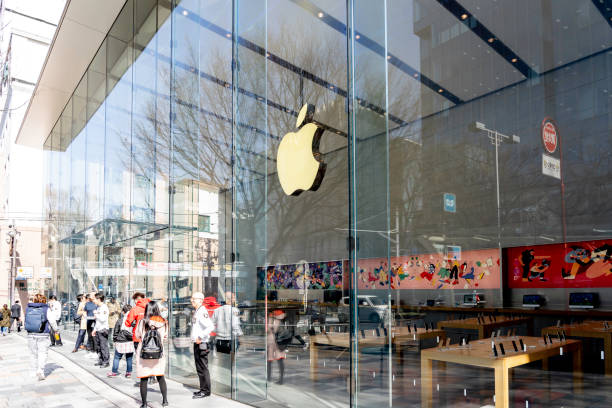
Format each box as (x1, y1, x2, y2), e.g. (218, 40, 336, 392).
(437, 316, 533, 339)
(542, 321, 612, 376)
(421, 336, 582, 408)
(309, 327, 446, 380)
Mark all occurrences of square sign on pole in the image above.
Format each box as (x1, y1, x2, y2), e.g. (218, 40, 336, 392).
(542, 154, 561, 179)
(443, 193, 456, 213)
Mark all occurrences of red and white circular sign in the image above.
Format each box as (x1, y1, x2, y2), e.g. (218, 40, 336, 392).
(541, 118, 558, 154)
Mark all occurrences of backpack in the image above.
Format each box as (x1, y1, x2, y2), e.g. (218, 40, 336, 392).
(140, 325, 163, 359)
(25, 305, 48, 333)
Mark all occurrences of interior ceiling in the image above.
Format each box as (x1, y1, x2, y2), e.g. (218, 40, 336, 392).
(17, 0, 612, 150)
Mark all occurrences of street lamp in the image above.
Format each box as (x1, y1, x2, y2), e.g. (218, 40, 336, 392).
(469, 122, 520, 248)
(5, 222, 21, 306)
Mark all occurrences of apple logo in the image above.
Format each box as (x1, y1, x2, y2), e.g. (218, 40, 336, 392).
(277, 104, 327, 196)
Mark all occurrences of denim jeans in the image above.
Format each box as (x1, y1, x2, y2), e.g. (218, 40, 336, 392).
(112, 349, 133, 374)
(74, 329, 86, 350)
(1, 327, 7, 335)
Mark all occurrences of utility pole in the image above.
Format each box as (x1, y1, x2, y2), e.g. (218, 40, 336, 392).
(6, 222, 20, 306)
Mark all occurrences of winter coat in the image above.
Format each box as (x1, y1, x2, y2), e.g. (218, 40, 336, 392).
(10, 304, 21, 318)
(266, 316, 286, 361)
(125, 298, 150, 342)
(107, 301, 121, 330)
(134, 316, 167, 378)
(0, 307, 10, 327)
(77, 301, 87, 330)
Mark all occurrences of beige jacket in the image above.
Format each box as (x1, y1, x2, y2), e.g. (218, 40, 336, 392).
(77, 301, 87, 330)
(134, 316, 168, 378)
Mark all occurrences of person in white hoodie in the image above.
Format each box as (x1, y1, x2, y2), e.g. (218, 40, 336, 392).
(92, 293, 110, 368)
(48, 295, 63, 347)
(190, 292, 214, 399)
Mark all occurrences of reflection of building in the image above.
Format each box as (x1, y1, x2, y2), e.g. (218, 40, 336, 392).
(0, 0, 65, 305)
(14, 0, 612, 407)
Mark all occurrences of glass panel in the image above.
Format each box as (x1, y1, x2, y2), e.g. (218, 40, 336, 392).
(234, 0, 350, 406)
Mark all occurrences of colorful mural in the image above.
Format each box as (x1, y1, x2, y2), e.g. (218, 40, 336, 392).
(507, 239, 612, 288)
(356, 248, 500, 290)
(258, 260, 344, 290)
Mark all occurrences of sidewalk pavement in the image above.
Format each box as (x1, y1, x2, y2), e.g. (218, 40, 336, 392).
(0, 332, 251, 408)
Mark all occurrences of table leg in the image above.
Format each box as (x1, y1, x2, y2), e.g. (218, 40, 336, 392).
(310, 342, 318, 381)
(494, 365, 509, 408)
(479, 326, 486, 339)
(421, 357, 433, 408)
(604, 335, 612, 377)
(572, 344, 583, 394)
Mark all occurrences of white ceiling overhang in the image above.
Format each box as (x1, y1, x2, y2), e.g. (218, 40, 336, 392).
(15, 0, 127, 148)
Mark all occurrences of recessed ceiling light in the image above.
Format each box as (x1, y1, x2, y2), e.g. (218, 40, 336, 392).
(387, 55, 391, 60)
(488, 38, 494, 43)
(182, 10, 188, 16)
(461, 13, 468, 20)
(355, 34, 361, 39)
(511, 58, 517, 63)
(226, 33, 231, 38)
(317, 12, 324, 18)
(438, 88, 443, 93)
(413, 73, 418, 78)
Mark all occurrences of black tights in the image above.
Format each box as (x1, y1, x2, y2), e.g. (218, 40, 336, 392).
(267, 359, 285, 383)
(140, 376, 167, 404)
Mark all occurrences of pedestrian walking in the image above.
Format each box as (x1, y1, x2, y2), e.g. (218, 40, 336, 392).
(190, 292, 214, 399)
(267, 309, 287, 385)
(48, 295, 63, 346)
(134, 301, 168, 407)
(0, 304, 10, 335)
(72, 294, 88, 352)
(108, 304, 134, 378)
(25, 294, 59, 380)
(92, 293, 110, 368)
(84, 293, 98, 351)
(107, 297, 120, 346)
(10, 300, 21, 333)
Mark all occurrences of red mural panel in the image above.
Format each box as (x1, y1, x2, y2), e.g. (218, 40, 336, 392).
(507, 239, 612, 288)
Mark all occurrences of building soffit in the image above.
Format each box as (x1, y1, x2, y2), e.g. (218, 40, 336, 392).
(15, 0, 127, 148)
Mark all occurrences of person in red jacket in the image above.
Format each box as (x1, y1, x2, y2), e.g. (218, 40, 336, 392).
(125, 292, 150, 346)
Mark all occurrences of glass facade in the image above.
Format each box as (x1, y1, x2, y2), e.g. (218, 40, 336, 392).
(42, 1, 612, 407)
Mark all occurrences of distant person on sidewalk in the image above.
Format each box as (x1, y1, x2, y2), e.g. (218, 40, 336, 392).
(48, 295, 63, 347)
(0, 304, 10, 335)
(190, 292, 214, 399)
(92, 293, 110, 368)
(134, 301, 168, 408)
(84, 294, 98, 352)
(107, 297, 121, 347)
(25, 294, 59, 380)
(10, 300, 21, 333)
(108, 304, 134, 378)
(73, 294, 88, 352)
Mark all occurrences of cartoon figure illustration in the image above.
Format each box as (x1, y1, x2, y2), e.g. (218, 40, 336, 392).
(420, 263, 436, 281)
(448, 260, 460, 284)
(562, 246, 593, 279)
(519, 249, 551, 282)
(529, 259, 550, 281)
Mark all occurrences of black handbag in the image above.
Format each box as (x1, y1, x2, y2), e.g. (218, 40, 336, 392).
(216, 339, 232, 354)
(275, 328, 292, 346)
